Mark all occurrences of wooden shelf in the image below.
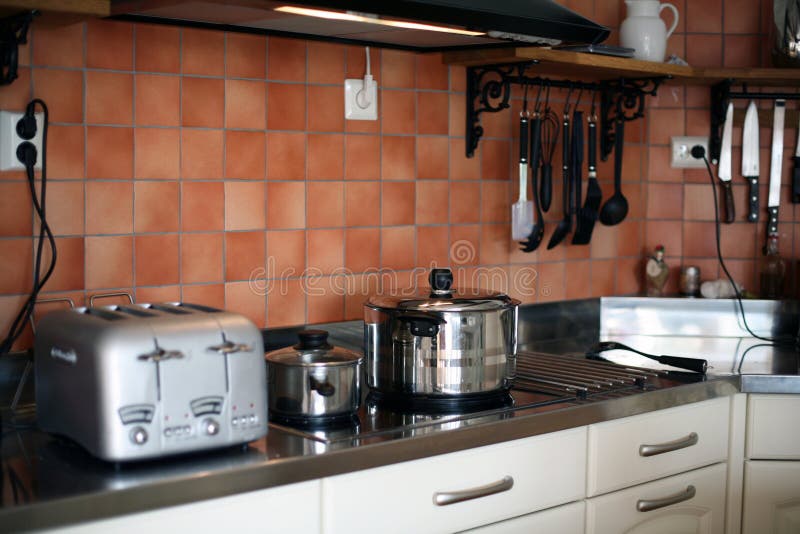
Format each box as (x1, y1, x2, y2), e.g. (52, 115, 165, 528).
(442, 47, 800, 86)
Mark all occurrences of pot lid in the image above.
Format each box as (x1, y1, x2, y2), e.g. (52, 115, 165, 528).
(265, 330, 363, 367)
(366, 269, 520, 312)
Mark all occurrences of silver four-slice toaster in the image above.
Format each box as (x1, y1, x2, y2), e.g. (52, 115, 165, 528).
(34, 303, 267, 462)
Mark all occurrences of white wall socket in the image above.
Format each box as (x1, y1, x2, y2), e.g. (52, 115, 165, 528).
(344, 78, 378, 120)
(0, 110, 44, 171)
(670, 136, 708, 168)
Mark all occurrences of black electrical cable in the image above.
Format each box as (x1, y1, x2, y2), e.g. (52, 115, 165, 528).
(0, 99, 54, 355)
(694, 145, 798, 348)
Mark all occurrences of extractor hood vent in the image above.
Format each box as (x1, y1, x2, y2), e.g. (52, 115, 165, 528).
(112, 0, 610, 52)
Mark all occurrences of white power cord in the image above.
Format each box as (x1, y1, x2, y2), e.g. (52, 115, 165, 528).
(356, 46, 372, 109)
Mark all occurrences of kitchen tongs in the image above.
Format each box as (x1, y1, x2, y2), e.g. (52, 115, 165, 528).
(588, 341, 708, 374)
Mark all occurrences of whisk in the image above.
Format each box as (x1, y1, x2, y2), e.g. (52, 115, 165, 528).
(539, 86, 559, 213)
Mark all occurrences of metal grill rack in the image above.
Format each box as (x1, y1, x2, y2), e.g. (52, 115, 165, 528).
(515, 352, 662, 400)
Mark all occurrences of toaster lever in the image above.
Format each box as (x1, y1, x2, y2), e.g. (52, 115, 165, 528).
(137, 347, 185, 362)
(208, 340, 252, 355)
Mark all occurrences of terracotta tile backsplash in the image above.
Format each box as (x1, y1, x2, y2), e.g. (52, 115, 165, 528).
(0, 3, 794, 348)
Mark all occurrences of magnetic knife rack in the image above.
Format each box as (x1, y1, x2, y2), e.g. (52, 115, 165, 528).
(465, 61, 666, 161)
(710, 81, 800, 164)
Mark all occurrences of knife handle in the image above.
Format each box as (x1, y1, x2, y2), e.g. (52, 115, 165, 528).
(747, 178, 759, 222)
(793, 156, 800, 203)
(720, 180, 735, 224)
(766, 206, 779, 241)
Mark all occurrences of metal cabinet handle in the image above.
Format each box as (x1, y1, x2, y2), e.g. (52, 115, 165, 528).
(433, 476, 514, 506)
(639, 432, 698, 457)
(138, 348, 184, 362)
(636, 485, 696, 512)
(208, 340, 252, 355)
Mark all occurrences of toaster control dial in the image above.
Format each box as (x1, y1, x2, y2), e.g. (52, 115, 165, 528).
(202, 418, 220, 436)
(129, 426, 148, 445)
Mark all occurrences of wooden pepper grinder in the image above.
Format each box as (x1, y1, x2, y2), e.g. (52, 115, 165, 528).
(645, 245, 669, 297)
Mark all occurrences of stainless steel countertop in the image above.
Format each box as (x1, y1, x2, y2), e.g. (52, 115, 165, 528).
(1, 297, 797, 532)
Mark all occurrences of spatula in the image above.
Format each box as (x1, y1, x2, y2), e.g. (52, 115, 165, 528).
(511, 112, 534, 240)
(547, 105, 572, 249)
(573, 110, 602, 245)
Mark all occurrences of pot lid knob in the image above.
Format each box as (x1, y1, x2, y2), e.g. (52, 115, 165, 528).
(294, 329, 333, 350)
(429, 268, 453, 294)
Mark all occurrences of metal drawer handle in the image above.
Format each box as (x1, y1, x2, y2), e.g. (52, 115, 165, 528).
(208, 341, 252, 355)
(433, 476, 514, 506)
(639, 432, 698, 457)
(637, 485, 696, 512)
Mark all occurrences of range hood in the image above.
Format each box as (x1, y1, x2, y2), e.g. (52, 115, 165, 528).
(112, 0, 610, 52)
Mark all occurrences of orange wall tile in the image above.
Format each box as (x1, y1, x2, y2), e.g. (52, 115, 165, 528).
(0, 8, 792, 348)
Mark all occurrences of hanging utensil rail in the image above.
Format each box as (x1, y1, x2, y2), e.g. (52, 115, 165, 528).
(709, 80, 800, 164)
(465, 60, 665, 161)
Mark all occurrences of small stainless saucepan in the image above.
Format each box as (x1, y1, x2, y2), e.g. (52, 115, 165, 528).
(265, 330, 363, 422)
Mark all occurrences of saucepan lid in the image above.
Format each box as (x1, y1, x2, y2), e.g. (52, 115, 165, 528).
(265, 330, 363, 367)
(366, 268, 519, 312)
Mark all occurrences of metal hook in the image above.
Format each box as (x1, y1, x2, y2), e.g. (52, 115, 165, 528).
(533, 80, 545, 115)
(574, 87, 584, 113)
(563, 85, 574, 117)
(521, 80, 530, 115)
(543, 81, 552, 113)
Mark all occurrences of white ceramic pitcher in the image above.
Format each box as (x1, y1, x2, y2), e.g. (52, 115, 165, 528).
(620, 0, 679, 62)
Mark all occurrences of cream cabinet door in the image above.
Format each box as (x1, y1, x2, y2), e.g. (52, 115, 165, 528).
(746, 394, 800, 459)
(586, 463, 726, 534)
(322, 428, 587, 534)
(742, 460, 800, 534)
(46, 480, 321, 534)
(460, 501, 584, 534)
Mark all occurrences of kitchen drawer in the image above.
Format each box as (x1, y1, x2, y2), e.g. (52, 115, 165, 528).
(586, 462, 727, 534)
(587, 397, 729, 496)
(460, 500, 584, 534)
(742, 460, 800, 533)
(47, 480, 321, 533)
(321, 427, 587, 534)
(746, 394, 800, 459)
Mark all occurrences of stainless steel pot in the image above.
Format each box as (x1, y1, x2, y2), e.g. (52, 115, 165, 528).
(265, 330, 363, 420)
(364, 269, 519, 397)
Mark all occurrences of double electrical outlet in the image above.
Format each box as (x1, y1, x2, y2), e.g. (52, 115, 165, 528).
(670, 136, 709, 168)
(0, 110, 44, 171)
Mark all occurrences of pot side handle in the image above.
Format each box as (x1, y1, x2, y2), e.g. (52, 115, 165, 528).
(309, 375, 336, 397)
(398, 312, 446, 338)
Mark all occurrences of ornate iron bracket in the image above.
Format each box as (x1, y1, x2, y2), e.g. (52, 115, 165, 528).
(598, 77, 664, 160)
(0, 11, 35, 86)
(465, 62, 665, 161)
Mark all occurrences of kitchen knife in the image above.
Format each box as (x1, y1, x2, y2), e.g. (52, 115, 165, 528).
(766, 99, 785, 248)
(717, 102, 734, 224)
(794, 108, 800, 203)
(741, 100, 760, 222)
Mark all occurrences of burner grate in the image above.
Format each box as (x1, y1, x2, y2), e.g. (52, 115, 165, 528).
(515, 352, 662, 400)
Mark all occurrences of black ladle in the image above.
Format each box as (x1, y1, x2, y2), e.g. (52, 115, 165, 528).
(599, 118, 628, 226)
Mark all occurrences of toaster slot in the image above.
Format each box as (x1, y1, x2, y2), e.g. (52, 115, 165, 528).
(118, 404, 155, 424)
(190, 396, 224, 416)
(147, 304, 191, 315)
(82, 308, 126, 321)
(116, 306, 157, 318)
(177, 303, 222, 313)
